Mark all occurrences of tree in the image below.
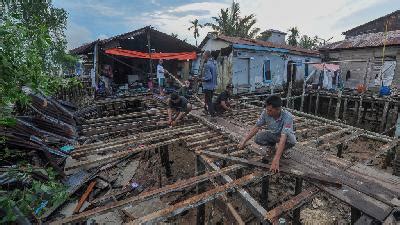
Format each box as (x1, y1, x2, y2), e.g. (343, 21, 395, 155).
(298, 35, 321, 49)
(205, 1, 260, 38)
(287, 27, 299, 46)
(0, 1, 78, 125)
(188, 19, 203, 46)
(256, 31, 272, 41)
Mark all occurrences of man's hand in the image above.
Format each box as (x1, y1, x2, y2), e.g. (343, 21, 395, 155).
(171, 120, 179, 127)
(270, 158, 280, 173)
(237, 141, 246, 150)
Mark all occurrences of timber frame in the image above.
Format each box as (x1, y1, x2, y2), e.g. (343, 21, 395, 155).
(50, 95, 400, 225)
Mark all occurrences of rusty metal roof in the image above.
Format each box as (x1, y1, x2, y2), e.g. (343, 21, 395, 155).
(70, 26, 198, 55)
(320, 30, 400, 50)
(205, 34, 319, 56)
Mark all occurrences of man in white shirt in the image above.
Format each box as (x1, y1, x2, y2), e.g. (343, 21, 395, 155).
(157, 59, 165, 95)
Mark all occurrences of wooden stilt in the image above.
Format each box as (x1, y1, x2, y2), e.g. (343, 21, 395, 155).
(308, 93, 313, 114)
(261, 176, 269, 209)
(293, 178, 303, 225)
(196, 155, 206, 225)
(343, 98, 348, 121)
(328, 96, 333, 115)
(357, 97, 363, 125)
(380, 101, 390, 133)
(160, 145, 171, 177)
(314, 92, 320, 115)
(335, 91, 342, 121)
(351, 207, 362, 225)
(300, 80, 306, 112)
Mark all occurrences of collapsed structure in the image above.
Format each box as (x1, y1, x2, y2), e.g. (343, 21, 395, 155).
(2, 9, 400, 225)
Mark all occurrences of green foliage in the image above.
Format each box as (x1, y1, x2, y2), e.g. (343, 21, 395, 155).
(204, 1, 260, 39)
(0, 166, 68, 223)
(256, 31, 272, 41)
(298, 35, 320, 50)
(287, 27, 299, 46)
(0, 1, 78, 126)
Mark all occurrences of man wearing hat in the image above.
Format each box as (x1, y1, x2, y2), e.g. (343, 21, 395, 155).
(213, 83, 234, 115)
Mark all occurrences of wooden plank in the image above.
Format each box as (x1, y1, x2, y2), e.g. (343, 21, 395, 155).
(128, 173, 263, 225)
(198, 150, 342, 188)
(73, 181, 96, 214)
(199, 155, 269, 223)
(53, 165, 243, 224)
(321, 185, 392, 221)
(265, 187, 319, 222)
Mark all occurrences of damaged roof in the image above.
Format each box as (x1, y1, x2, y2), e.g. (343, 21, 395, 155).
(320, 30, 400, 51)
(342, 10, 400, 37)
(70, 26, 198, 55)
(199, 34, 319, 57)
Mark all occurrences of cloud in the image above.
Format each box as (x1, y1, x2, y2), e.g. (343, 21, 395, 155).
(59, 0, 395, 49)
(235, 0, 385, 42)
(65, 21, 93, 50)
(97, 34, 108, 40)
(121, 2, 229, 45)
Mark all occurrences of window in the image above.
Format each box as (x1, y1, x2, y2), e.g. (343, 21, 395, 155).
(263, 60, 272, 83)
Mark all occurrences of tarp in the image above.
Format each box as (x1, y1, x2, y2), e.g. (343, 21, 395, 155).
(105, 48, 197, 60)
(312, 63, 340, 71)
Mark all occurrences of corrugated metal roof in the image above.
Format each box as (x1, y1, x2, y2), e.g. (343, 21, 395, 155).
(215, 35, 319, 56)
(320, 30, 400, 50)
(70, 26, 198, 55)
(342, 10, 400, 36)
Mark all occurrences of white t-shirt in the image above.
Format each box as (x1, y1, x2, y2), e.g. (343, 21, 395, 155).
(157, 64, 165, 79)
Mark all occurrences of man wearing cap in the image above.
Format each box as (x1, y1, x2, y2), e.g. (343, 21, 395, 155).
(237, 95, 296, 173)
(213, 83, 234, 115)
(167, 92, 192, 126)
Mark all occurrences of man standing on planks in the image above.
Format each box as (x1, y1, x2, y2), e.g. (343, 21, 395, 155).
(157, 59, 166, 96)
(237, 95, 296, 173)
(167, 92, 192, 126)
(202, 50, 218, 117)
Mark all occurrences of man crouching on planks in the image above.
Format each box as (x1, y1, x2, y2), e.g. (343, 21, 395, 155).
(237, 95, 296, 173)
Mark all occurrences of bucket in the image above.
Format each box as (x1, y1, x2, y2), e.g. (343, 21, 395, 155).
(379, 86, 391, 96)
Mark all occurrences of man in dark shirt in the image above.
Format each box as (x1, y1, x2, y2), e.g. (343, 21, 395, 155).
(213, 83, 234, 115)
(168, 92, 192, 126)
(178, 80, 192, 99)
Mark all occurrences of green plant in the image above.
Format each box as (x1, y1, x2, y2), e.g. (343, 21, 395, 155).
(0, 1, 78, 126)
(0, 166, 68, 223)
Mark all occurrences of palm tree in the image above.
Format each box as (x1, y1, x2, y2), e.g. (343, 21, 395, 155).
(204, 1, 260, 38)
(188, 19, 203, 46)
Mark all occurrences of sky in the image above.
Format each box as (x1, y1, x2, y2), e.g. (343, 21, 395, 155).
(53, 0, 398, 50)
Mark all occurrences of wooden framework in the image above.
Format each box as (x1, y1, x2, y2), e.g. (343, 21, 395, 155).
(50, 95, 400, 225)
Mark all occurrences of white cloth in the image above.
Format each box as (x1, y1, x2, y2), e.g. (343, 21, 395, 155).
(157, 64, 165, 79)
(322, 69, 333, 90)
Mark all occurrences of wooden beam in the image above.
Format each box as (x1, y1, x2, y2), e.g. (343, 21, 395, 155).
(264, 187, 319, 222)
(199, 155, 269, 224)
(128, 173, 264, 225)
(53, 165, 243, 224)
